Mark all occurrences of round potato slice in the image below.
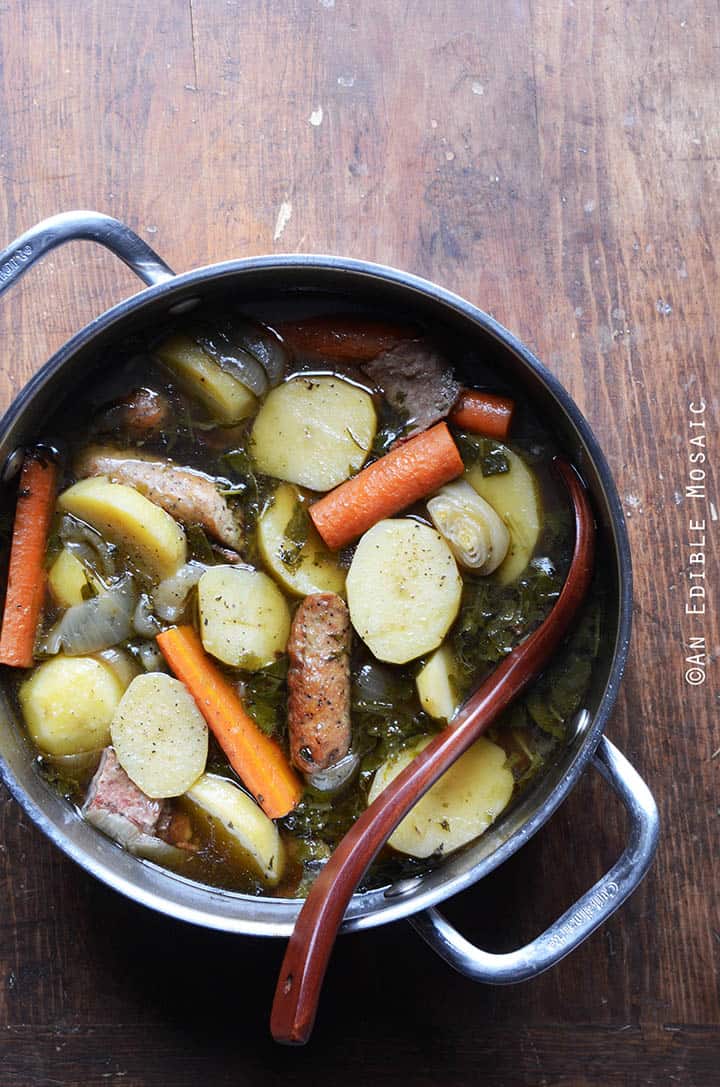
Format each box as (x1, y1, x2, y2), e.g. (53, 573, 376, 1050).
(465, 446, 541, 585)
(185, 773, 285, 886)
(257, 483, 346, 597)
(346, 519, 462, 664)
(198, 564, 291, 670)
(111, 673, 208, 798)
(250, 375, 376, 491)
(20, 655, 124, 756)
(368, 735, 514, 858)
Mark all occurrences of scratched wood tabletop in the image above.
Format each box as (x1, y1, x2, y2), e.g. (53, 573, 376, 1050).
(0, 2, 717, 1084)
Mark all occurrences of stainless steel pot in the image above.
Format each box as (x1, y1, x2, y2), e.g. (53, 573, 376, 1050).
(0, 211, 659, 984)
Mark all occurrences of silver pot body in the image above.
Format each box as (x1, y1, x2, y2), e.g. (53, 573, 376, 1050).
(0, 213, 658, 983)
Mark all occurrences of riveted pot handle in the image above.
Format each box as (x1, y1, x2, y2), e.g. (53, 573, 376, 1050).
(0, 211, 175, 299)
(409, 737, 659, 984)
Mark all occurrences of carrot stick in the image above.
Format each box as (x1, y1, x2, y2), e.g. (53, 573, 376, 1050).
(449, 389, 515, 440)
(309, 421, 464, 551)
(278, 316, 418, 361)
(156, 625, 302, 819)
(0, 451, 59, 668)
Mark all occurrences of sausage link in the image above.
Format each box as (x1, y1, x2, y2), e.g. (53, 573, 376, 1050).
(287, 593, 351, 774)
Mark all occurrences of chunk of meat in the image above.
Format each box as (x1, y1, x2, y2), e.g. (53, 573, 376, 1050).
(98, 388, 171, 436)
(75, 445, 243, 550)
(118, 388, 171, 434)
(158, 809, 198, 852)
(362, 341, 461, 438)
(288, 593, 352, 774)
(83, 748, 198, 856)
(83, 747, 168, 847)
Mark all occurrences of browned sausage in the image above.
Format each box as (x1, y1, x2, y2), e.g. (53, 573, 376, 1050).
(75, 445, 243, 549)
(288, 593, 352, 774)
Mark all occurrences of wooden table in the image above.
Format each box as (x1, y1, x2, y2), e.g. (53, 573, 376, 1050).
(0, 3, 717, 1083)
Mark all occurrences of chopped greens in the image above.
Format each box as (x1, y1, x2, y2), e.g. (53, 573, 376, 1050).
(280, 504, 310, 569)
(370, 398, 410, 457)
(244, 658, 289, 737)
(456, 433, 511, 476)
(221, 446, 274, 557)
(186, 523, 215, 564)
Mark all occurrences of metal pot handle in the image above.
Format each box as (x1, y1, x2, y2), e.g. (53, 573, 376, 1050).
(409, 737, 659, 983)
(0, 211, 175, 298)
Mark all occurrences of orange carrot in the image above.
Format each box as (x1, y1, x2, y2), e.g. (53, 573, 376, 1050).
(309, 421, 464, 551)
(156, 625, 302, 819)
(449, 389, 515, 440)
(278, 315, 418, 361)
(0, 451, 59, 668)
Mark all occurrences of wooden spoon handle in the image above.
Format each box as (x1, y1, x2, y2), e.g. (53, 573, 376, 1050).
(271, 458, 595, 1045)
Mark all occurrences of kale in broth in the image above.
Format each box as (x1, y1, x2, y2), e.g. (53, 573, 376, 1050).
(11, 308, 606, 900)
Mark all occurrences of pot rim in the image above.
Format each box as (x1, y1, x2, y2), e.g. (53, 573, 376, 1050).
(0, 253, 632, 935)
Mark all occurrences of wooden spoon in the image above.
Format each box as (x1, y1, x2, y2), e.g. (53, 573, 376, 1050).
(271, 458, 595, 1045)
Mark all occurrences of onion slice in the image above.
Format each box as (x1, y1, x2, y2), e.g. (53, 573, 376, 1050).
(306, 752, 360, 793)
(53, 575, 136, 656)
(153, 561, 208, 622)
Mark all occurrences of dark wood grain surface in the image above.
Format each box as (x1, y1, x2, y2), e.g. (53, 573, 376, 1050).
(0, 2, 717, 1084)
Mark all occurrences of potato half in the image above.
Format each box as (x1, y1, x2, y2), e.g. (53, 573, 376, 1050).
(111, 672, 208, 798)
(48, 548, 91, 608)
(250, 375, 376, 491)
(466, 446, 541, 585)
(368, 735, 514, 858)
(155, 335, 258, 424)
(416, 645, 461, 722)
(346, 519, 462, 664)
(198, 564, 291, 670)
(20, 655, 124, 756)
(257, 483, 346, 597)
(58, 476, 187, 581)
(185, 773, 285, 886)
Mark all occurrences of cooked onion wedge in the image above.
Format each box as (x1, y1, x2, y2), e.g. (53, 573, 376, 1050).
(427, 479, 509, 575)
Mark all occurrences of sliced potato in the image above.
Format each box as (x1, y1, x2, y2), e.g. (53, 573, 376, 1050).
(186, 773, 285, 886)
(416, 645, 461, 721)
(198, 564, 291, 670)
(58, 476, 187, 581)
(466, 447, 542, 584)
(250, 375, 376, 491)
(368, 735, 514, 858)
(155, 334, 258, 424)
(48, 547, 90, 608)
(111, 672, 208, 798)
(346, 519, 462, 664)
(20, 655, 124, 756)
(257, 483, 346, 597)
